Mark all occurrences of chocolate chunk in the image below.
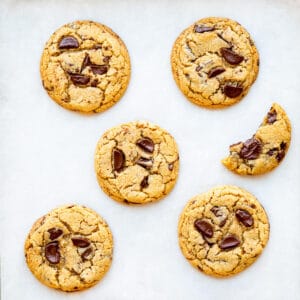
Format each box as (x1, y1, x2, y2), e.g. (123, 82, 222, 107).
(235, 209, 253, 227)
(224, 84, 243, 98)
(195, 65, 202, 72)
(103, 56, 111, 63)
(69, 74, 90, 85)
(217, 33, 231, 45)
(168, 163, 174, 171)
(91, 79, 98, 87)
(211, 206, 223, 217)
(136, 157, 153, 169)
(208, 67, 225, 78)
(220, 48, 244, 65)
(194, 219, 213, 238)
(219, 218, 227, 227)
(71, 237, 90, 248)
(90, 65, 108, 75)
(141, 176, 149, 188)
(136, 138, 154, 153)
(267, 148, 277, 156)
(280, 142, 287, 150)
(59, 36, 79, 49)
(194, 25, 214, 33)
(81, 247, 93, 260)
(48, 228, 63, 240)
(219, 235, 240, 250)
(45, 241, 60, 264)
(81, 53, 92, 72)
(211, 207, 227, 227)
(276, 150, 285, 162)
(267, 110, 277, 124)
(112, 148, 125, 171)
(239, 137, 262, 160)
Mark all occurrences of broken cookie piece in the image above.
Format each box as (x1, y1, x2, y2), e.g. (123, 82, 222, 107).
(222, 103, 291, 175)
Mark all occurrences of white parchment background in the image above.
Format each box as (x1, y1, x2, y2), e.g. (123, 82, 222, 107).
(0, 0, 300, 299)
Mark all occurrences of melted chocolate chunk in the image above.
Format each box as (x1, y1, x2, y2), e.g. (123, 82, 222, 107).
(280, 142, 287, 150)
(136, 138, 154, 153)
(71, 237, 90, 248)
(194, 219, 213, 238)
(91, 79, 99, 87)
(141, 176, 149, 188)
(224, 84, 243, 98)
(219, 218, 227, 227)
(195, 65, 202, 72)
(69, 74, 90, 85)
(208, 67, 225, 78)
(48, 228, 63, 240)
(239, 137, 262, 160)
(90, 65, 108, 75)
(211, 207, 227, 227)
(276, 150, 285, 162)
(81, 247, 93, 260)
(103, 56, 111, 63)
(136, 157, 153, 169)
(267, 110, 277, 124)
(45, 241, 60, 264)
(211, 206, 223, 217)
(59, 36, 79, 49)
(235, 209, 253, 227)
(220, 48, 244, 65)
(81, 53, 92, 72)
(219, 235, 240, 250)
(113, 148, 125, 171)
(168, 163, 174, 171)
(194, 25, 214, 33)
(267, 148, 277, 156)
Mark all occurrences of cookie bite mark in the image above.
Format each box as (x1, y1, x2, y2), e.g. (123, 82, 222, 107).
(222, 103, 291, 175)
(171, 17, 259, 108)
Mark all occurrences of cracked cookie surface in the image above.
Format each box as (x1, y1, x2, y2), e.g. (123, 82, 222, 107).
(171, 17, 259, 108)
(178, 185, 269, 277)
(222, 103, 291, 175)
(95, 121, 179, 204)
(24, 205, 113, 291)
(40, 20, 130, 113)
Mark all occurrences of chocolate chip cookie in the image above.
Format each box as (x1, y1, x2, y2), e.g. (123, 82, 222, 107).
(178, 185, 269, 277)
(222, 103, 291, 175)
(40, 20, 130, 113)
(24, 205, 113, 291)
(94, 121, 179, 204)
(171, 17, 259, 108)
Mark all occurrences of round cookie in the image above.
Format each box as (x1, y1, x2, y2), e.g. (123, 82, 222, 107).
(40, 20, 130, 113)
(178, 185, 269, 277)
(24, 205, 113, 292)
(171, 17, 259, 108)
(222, 103, 291, 175)
(95, 121, 179, 204)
